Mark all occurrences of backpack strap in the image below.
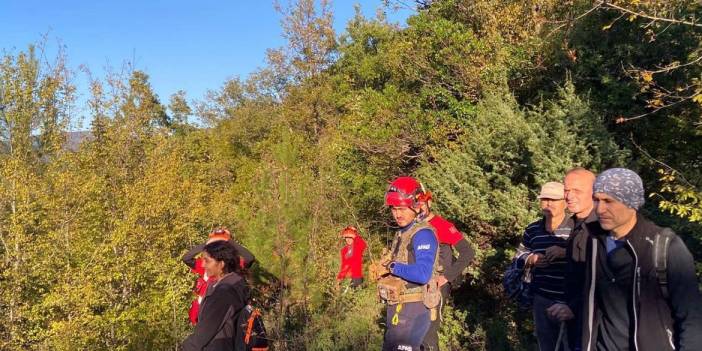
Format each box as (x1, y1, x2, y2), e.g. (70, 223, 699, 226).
(653, 228, 676, 300)
(244, 308, 261, 344)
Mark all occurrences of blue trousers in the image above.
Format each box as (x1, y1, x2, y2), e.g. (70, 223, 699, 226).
(382, 301, 431, 351)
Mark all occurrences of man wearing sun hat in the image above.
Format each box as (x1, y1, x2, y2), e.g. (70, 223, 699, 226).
(577, 168, 702, 351)
(512, 181, 574, 351)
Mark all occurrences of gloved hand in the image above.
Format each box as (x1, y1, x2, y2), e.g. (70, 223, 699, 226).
(544, 245, 566, 262)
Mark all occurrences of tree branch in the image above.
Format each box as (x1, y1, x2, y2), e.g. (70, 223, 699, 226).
(601, 2, 702, 28)
(546, 1, 605, 38)
(616, 92, 695, 124)
(629, 134, 694, 188)
(646, 54, 702, 74)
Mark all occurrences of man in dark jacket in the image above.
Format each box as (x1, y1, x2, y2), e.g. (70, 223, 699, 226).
(547, 167, 597, 350)
(579, 168, 702, 351)
(419, 193, 475, 351)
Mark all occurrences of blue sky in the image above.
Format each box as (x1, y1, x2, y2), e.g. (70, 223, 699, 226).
(0, 1, 413, 129)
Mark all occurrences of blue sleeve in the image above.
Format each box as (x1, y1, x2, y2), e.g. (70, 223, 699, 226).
(391, 229, 438, 285)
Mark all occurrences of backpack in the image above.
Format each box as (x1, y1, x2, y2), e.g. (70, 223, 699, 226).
(502, 254, 534, 309)
(653, 228, 676, 300)
(234, 305, 269, 351)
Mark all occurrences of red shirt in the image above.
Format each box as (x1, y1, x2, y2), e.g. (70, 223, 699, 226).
(188, 257, 216, 324)
(337, 236, 367, 280)
(429, 214, 463, 245)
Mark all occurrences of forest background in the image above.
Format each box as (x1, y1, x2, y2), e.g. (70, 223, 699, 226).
(1, 0, 701, 350)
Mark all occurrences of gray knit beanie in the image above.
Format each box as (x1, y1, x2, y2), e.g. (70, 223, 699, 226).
(593, 168, 645, 210)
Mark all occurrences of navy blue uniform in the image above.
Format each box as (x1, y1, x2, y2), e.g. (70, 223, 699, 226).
(382, 223, 438, 351)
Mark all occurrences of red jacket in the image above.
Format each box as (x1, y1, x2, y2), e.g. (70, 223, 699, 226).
(337, 236, 367, 280)
(188, 257, 217, 325)
(428, 215, 463, 245)
(428, 214, 475, 283)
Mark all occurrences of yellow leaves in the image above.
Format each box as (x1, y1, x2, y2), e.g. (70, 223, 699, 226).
(693, 94, 702, 105)
(602, 23, 613, 31)
(641, 71, 653, 82)
(656, 168, 702, 222)
(658, 168, 676, 182)
(648, 98, 664, 107)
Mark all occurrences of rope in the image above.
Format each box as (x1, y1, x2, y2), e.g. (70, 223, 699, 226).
(554, 321, 570, 351)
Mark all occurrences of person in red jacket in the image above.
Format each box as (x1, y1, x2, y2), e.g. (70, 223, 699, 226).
(419, 191, 475, 351)
(182, 228, 255, 325)
(336, 226, 367, 288)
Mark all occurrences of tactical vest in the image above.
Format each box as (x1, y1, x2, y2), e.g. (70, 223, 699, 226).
(389, 221, 441, 286)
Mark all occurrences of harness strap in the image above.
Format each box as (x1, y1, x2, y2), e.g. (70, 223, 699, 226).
(244, 309, 261, 344)
(397, 292, 424, 303)
(654, 228, 675, 300)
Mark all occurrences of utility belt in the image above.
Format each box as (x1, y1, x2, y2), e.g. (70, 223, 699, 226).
(377, 275, 442, 320)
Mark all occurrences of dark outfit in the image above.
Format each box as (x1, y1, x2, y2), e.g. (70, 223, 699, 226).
(182, 241, 256, 325)
(564, 210, 598, 351)
(580, 214, 702, 351)
(182, 272, 250, 351)
(422, 214, 475, 351)
(515, 216, 573, 351)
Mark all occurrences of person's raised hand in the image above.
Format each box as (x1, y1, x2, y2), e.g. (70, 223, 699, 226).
(206, 236, 227, 245)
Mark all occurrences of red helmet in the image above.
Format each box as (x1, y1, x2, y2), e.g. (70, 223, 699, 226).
(384, 176, 429, 207)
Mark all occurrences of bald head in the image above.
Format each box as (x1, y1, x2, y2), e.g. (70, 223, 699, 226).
(563, 168, 596, 218)
(565, 167, 596, 181)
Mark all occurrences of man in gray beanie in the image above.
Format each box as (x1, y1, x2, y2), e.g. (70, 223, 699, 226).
(578, 168, 702, 351)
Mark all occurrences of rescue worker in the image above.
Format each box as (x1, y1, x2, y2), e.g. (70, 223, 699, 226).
(337, 226, 367, 288)
(418, 190, 475, 351)
(378, 176, 440, 351)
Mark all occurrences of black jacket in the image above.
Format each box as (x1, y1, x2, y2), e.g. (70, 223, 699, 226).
(580, 214, 702, 351)
(182, 273, 250, 351)
(565, 210, 597, 313)
(440, 238, 474, 284)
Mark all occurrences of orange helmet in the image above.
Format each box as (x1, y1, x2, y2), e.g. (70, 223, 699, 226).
(340, 226, 359, 239)
(208, 227, 231, 242)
